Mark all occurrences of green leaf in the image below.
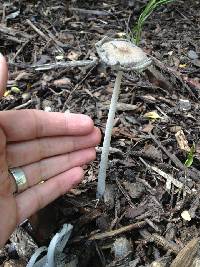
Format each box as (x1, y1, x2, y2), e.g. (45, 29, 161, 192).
(11, 86, 21, 94)
(184, 143, 195, 168)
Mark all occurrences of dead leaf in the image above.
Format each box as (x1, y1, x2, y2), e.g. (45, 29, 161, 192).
(123, 181, 145, 199)
(185, 77, 200, 90)
(142, 123, 154, 133)
(112, 126, 136, 139)
(53, 78, 71, 87)
(175, 130, 190, 152)
(69, 188, 88, 195)
(144, 111, 161, 120)
(142, 144, 162, 162)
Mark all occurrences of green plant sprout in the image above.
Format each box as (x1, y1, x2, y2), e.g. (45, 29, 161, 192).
(133, 0, 175, 45)
(184, 143, 195, 168)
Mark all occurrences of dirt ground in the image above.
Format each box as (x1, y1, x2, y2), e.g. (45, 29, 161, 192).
(0, 0, 200, 266)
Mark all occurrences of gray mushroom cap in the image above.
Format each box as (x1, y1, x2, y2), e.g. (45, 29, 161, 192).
(96, 37, 152, 71)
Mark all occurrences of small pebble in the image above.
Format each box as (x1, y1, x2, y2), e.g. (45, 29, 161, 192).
(124, 181, 145, 199)
(22, 92, 31, 102)
(187, 50, 198, 60)
(151, 262, 165, 267)
(42, 100, 53, 112)
(44, 106, 52, 112)
(192, 59, 200, 67)
(113, 237, 132, 259)
(178, 99, 191, 111)
(181, 210, 191, 221)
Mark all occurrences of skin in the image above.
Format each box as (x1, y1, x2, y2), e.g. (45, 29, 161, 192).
(0, 54, 101, 247)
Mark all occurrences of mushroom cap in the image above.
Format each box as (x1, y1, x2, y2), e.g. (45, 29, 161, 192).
(96, 37, 152, 71)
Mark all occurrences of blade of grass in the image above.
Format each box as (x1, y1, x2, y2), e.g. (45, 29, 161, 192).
(133, 0, 175, 45)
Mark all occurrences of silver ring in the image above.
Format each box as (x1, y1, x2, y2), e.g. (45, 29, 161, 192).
(9, 167, 28, 193)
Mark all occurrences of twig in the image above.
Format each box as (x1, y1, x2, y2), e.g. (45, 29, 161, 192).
(149, 133, 200, 182)
(40, 25, 67, 48)
(151, 56, 198, 100)
(13, 100, 34, 110)
(26, 19, 66, 53)
(32, 59, 98, 71)
(116, 177, 136, 209)
(96, 146, 123, 155)
(99, 102, 138, 111)
(151, 233, 180, 254)
(62, 64, 97, 111)
(0, 24, 33, 40)
(139, 157, 191, 194)
(140, 229, 180, 255)
(69, 7, 110, 16)
(88, 221, 146, 240)
(12, 40, 30, 61)
(116, 177, 159, 232)
(26, 19, 49, 42)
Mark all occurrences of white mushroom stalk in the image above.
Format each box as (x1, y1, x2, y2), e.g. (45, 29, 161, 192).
(96, 37, 152, 199)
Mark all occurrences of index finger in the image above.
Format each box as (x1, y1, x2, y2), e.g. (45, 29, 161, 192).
(0, 53, 8, 98)
(0, 110, 94, 141)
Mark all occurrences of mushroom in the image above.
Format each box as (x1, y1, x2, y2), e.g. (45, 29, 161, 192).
(96, 37, 152, 198)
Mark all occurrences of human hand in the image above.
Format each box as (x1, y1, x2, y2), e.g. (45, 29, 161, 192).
(0, 54, 101, 247)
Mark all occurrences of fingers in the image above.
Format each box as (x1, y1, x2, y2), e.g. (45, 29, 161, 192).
(21, 148, 95, 188)
(0, 110, 94, 142)
(16, 167, 84, 223)
(0, 54, 8, 98)
(7, 127, 101, 167)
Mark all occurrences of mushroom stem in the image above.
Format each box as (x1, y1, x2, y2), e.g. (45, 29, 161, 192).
(97, 70, 123, 198)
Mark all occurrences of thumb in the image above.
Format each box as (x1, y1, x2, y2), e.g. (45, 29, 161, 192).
(0, 53, 8, 98)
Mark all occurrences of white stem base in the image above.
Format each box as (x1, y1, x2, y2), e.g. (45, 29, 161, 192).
(97, 71, 123, 198)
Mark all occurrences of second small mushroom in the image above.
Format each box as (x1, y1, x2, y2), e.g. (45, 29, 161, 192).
(96, 37, 152, 198)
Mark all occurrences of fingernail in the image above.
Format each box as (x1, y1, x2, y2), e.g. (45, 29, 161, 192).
(80, 114, 93, 126)
(0, 52, 4, 60)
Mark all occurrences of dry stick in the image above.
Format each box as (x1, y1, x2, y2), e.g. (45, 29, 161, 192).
(139, 157, 191, 194)
(99, 102, 138, 111)
(88, 221, 146, 241)
(26, 19, 63, 53)
(96, 147, 123, 155)
(40, 24, 67, 49)
(26, 19, 50, 42)
(13, 40, 30, 61)
(140, 230, 180, 255)
(9, 59, 97, 71)
(1, 35, 23, 44)
(13, 100, 35, 110)
(151, 233, 180, 254)
(151, 56, 198, 100)
(0, 25, 33, 40)
(69, 7, 109, 16)
(116, 177, 136, 209)
(33, 59, 98, 71)
(62, 63, 97, 111)
(116, 176, 159, 232)
(149, 133, 200, 182)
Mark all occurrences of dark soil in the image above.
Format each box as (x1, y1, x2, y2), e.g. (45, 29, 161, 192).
(1, 0, 200, 266)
